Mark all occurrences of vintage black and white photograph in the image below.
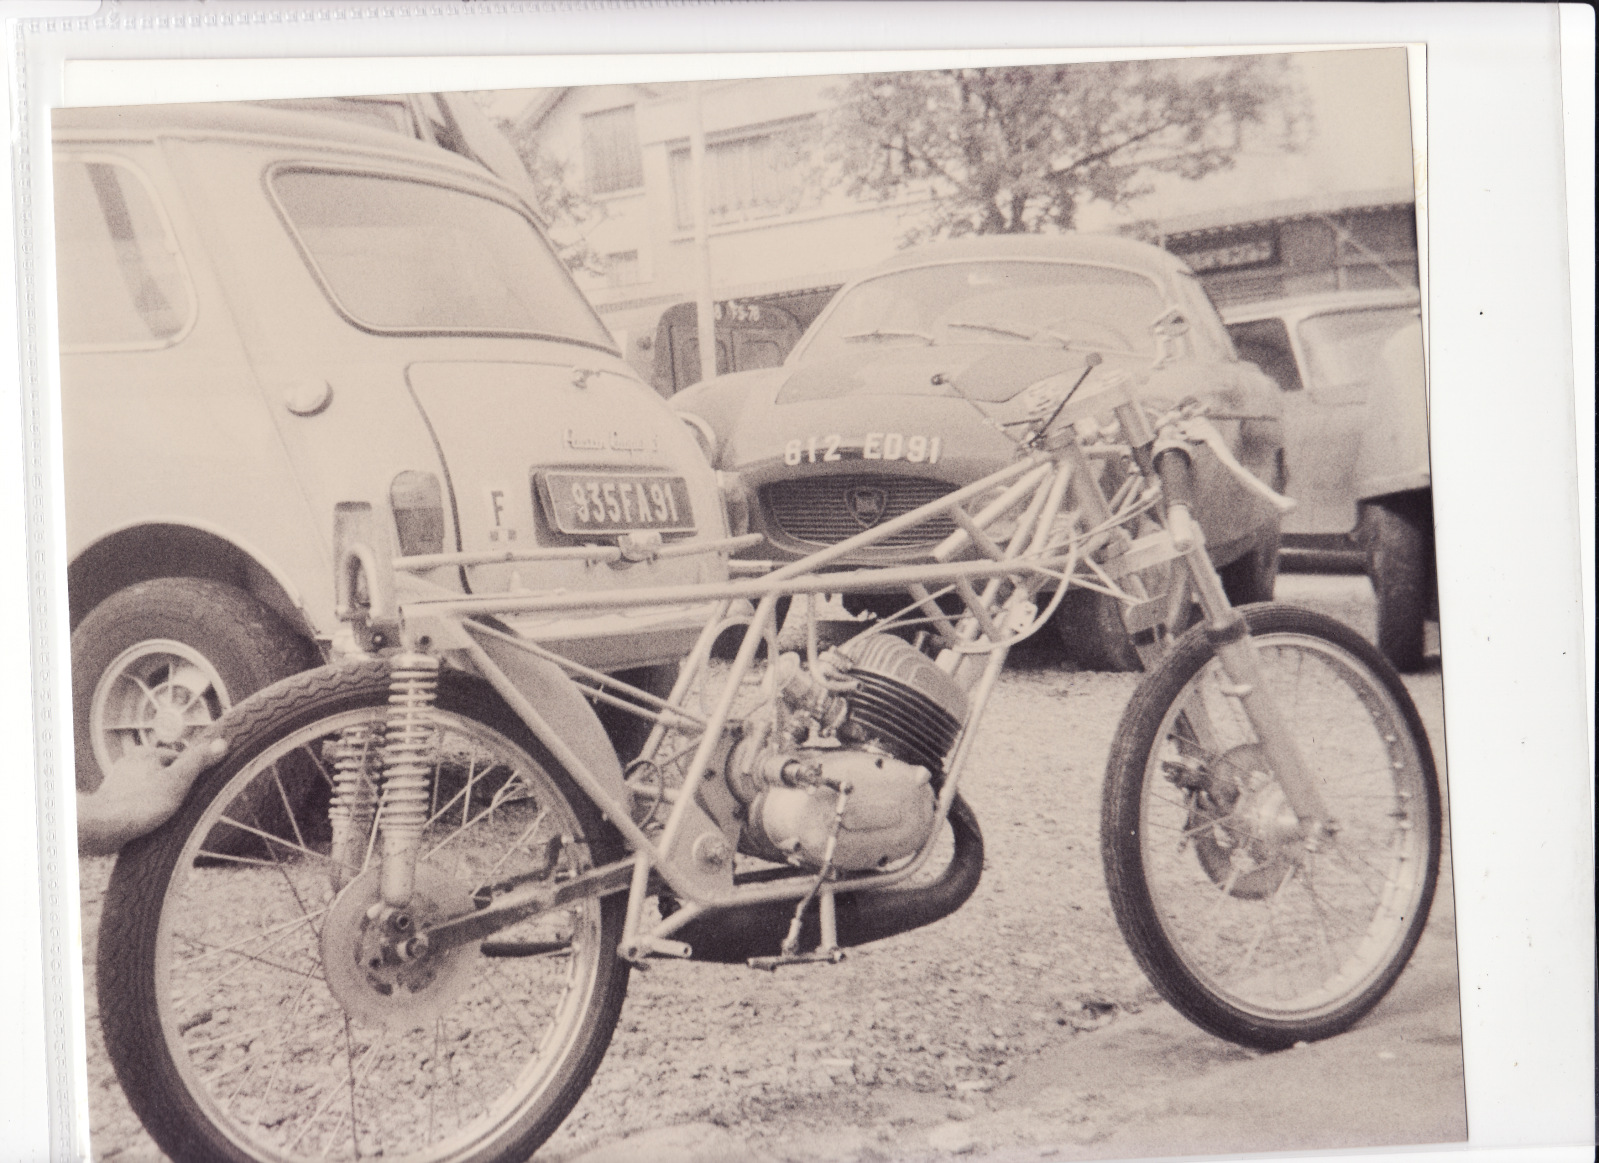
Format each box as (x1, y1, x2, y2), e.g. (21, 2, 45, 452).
(55, 42, 1464, 1163)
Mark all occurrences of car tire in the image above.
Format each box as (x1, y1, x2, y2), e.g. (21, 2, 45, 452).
(72, 578, 317, 794)
(592, 662, 680, 765)
(1359, 497, 1431, 672)
(1052, 586, 1143, 673)
(1216, 528, 1281, 607)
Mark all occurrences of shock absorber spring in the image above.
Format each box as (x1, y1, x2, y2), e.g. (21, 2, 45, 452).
(380, 651, 440, 906)
(328, 721, 382, 891)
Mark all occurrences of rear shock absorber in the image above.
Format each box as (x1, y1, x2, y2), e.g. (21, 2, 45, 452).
(380, 652, 441, 907)
(328, 721, 382, 891)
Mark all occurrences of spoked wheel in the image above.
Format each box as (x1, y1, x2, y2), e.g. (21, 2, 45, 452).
(1101, 604, 1440, 1050)
(98, 661, 629, 1163)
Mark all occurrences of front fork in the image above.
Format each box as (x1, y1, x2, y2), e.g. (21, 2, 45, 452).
(327, 651, 441, 907)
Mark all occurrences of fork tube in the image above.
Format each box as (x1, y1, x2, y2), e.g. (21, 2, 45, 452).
(1185, 544, 1332, 830)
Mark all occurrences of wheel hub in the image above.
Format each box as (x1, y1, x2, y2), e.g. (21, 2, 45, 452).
(1189, 743, 1302, 900)
(322, 865, 479, 1029)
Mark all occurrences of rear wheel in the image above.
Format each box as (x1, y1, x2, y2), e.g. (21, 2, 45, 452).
(1101, 604, 1440, 1049)
(97, 661, 629, 1163)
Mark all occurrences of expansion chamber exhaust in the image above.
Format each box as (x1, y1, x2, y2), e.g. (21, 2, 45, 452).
(667, 796, 985, 964)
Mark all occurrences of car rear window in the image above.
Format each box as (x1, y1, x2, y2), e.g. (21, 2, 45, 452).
(1297, 307, 1419, 400)
(55, 155, 194, 349)
(800, 261, 1167, 360)
(271, 169, 615, 350)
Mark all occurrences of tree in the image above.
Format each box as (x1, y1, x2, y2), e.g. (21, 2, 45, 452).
(826, 58, 1308, 243)
(498, 117, 611, 276)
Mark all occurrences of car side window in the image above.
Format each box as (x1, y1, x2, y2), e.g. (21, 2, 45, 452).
(54, 154, 195, 350)
(1226, 318, 1304, 393)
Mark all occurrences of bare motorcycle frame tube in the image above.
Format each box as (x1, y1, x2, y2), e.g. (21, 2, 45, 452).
(326, 366, 1316, 970)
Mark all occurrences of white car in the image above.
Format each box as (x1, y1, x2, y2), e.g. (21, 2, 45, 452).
(1224, 290, 1434, 668)
(58, 101, 728, 792)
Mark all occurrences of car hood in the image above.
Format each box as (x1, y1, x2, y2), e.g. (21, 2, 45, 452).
(689, 342, 1268, 472)
(774, 344, 1106, 406)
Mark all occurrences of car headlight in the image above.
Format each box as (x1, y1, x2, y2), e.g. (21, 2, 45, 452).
(679, 412, 718, 465)
(716, 470, 751, 537)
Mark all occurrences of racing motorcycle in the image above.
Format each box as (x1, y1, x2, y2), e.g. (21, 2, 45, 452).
(95, 364, 1441, 1163)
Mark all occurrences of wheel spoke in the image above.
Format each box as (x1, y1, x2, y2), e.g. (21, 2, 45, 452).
(1110, 611, 1438, 1047)
(121, 695, 623, 1162)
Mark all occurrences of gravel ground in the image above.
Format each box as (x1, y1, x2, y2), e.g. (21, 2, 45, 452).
(79, 577, 1449, 1162)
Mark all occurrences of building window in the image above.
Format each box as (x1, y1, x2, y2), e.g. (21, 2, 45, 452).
(581, 106, 643, 194)
(669, 122, 812, 230)
(605, 250, 641, 288)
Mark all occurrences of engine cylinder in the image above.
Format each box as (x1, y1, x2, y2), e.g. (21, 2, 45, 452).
(834, 635, 967, 779)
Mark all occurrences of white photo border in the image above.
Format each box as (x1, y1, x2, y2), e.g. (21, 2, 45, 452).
(4, 3, 1590, 1161)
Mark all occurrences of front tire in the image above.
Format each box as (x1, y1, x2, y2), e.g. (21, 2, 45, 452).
(1100, 604, 1440, 1050)
(97, 660, 630, 1163)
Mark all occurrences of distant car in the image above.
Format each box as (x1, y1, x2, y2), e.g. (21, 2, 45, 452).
(1223, 291, 1434, 669)
(58, 101, 728, 793)
(672, 235, 1287, 670)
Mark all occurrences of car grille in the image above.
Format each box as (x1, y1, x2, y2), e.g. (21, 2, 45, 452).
(762, 475, 958, 548)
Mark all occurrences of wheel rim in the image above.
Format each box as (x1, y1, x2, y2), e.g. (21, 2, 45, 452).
(90, 639, 230, 776)
(1138, 632, 1432, 1023)
(152, 706, 609, 1163)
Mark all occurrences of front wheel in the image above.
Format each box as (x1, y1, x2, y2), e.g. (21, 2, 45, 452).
(1101, 604, 1440, 1050)
(97, 660, 630, 1163)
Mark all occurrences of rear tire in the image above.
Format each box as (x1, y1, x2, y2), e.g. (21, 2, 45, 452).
(1101, 604, 1440, 1049)
(98, 660, 630, 1163)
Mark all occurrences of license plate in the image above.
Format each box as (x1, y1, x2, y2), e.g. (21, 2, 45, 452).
(538, 472, 695, 535)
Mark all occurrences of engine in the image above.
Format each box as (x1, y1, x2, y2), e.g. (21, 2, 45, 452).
(722, 636, 968, 873)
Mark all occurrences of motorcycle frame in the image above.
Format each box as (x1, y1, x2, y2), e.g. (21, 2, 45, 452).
(332, 372, 1326, 965)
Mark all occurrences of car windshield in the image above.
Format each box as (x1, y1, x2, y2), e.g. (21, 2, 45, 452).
(799, 260, 1168, 361)
(272, 169, 615, 349)
(1296, 306, 1419, 396)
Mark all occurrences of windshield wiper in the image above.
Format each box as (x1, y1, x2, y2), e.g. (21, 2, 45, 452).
(843, 328, 935, 345)
(944, 319, 1037, 342)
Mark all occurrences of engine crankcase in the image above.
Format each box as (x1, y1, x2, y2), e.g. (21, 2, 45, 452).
(743, 749, 935, 871)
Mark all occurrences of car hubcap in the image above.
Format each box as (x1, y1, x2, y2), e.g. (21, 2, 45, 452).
(90, 640, 229, 777)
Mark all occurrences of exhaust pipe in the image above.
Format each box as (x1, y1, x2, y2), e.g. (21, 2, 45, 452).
(670, 796, 984, 964)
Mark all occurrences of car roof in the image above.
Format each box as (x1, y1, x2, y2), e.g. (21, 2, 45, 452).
(861, 233, 1194, 281)
(1221, 288, 1421, 323)
(52, 100, 475, 171)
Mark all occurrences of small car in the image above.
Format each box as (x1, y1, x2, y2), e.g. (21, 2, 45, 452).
(1222, 291, 1434, 669)
(58, 101, 729, 793)
(671, 234, 1287, 670)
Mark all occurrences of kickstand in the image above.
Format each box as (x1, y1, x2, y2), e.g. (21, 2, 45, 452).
(749, 780, 851, 971)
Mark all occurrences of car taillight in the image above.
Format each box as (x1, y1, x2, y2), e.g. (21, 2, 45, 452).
(390, 471, 445, 556)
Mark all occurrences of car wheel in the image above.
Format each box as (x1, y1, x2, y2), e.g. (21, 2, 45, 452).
(72, 578, 317, 794)
(592, 662, 680, 765)
(1052, 586, 1143, 673)
(1216, 528, 1281, 607)
(1359, 498, 1430, 672)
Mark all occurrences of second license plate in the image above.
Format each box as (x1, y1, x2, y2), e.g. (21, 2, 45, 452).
(539, 471, 696, 535)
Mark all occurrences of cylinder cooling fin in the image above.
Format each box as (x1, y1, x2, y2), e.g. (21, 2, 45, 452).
(834, 635, 967, 779)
